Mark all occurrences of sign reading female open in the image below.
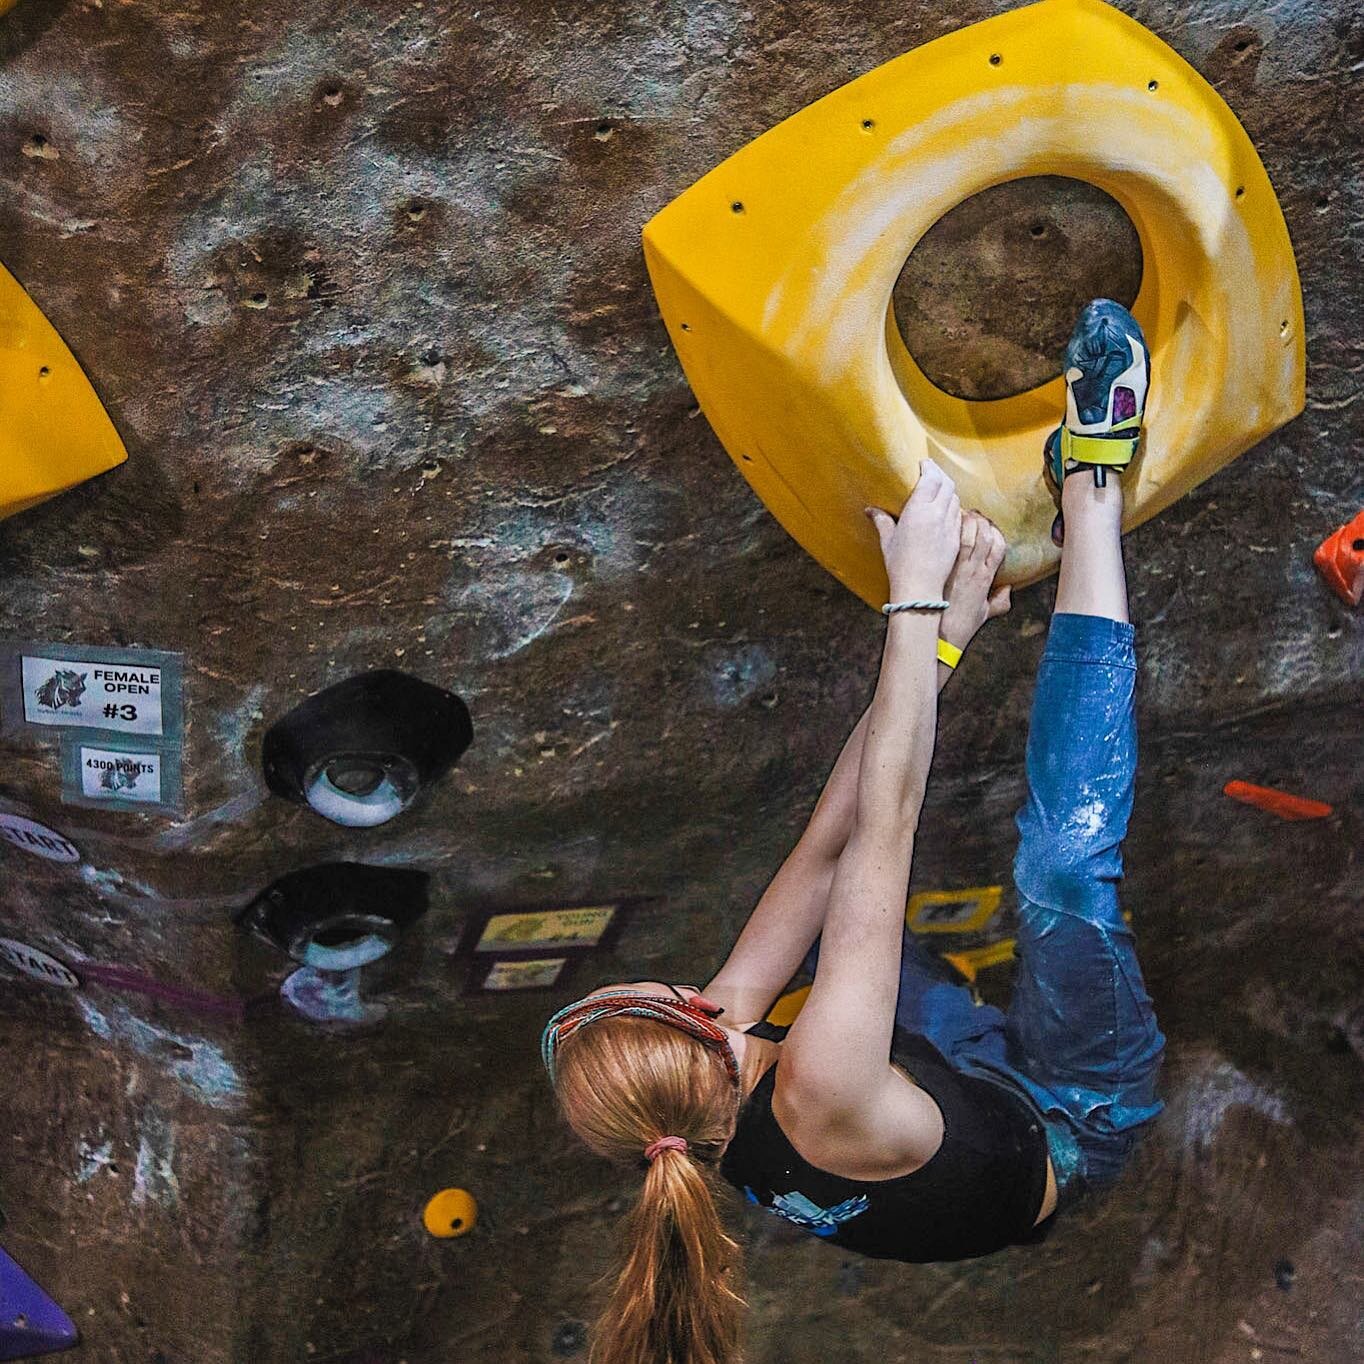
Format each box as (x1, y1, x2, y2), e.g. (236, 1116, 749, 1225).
(0, 641, 184, 813)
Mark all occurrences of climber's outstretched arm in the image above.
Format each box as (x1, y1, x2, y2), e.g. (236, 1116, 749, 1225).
(703, 508, 1010, 1025)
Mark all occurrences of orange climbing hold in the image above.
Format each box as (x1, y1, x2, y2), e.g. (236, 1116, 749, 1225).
(423, 1187, 478, 1239)
(1223, 781, 1333, 822)
(1313, 509, 1364, 606)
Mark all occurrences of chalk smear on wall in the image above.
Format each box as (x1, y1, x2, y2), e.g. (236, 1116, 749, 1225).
(131, 1110, 180, 1210)
(76, 1132, 116, 1184)
(77, 998, 244, 1108)
(1170, 1055, 1290, 1152)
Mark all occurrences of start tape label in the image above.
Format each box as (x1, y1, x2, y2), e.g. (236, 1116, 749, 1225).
(0, 811, 81, 862)
(0, 642, 182, 741)
(61, 737, 182, 814)
(0, 938, 81, 988)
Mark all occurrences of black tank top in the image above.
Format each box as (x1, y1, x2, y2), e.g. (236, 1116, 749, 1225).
(720, 1028, 1052, 1262)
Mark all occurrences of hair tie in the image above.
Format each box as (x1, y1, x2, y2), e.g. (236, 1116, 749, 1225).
(643, 1136, 689, 1162)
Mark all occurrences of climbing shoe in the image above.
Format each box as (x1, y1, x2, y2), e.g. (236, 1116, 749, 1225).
(1044, 298, 1150, 545)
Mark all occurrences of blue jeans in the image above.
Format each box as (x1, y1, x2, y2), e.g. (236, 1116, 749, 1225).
(819, 613, 1165, 1205)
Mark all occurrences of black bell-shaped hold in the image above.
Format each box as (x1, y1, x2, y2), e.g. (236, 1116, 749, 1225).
(261, 670, 472, 828)
(237, 863, 430, 969)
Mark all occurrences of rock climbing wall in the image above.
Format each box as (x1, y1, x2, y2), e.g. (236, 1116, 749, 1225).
(0, 1, 1360, 1361)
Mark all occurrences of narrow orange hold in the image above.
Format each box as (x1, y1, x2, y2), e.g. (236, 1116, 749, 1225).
(1223, 781, 1333, 821)
(1313, 509, 1364, 606)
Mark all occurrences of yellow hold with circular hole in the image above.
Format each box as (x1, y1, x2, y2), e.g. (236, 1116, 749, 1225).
(1, 261, 128, 520)
(642, 0, 1304, 601)
(423, 1187, 478, 1239)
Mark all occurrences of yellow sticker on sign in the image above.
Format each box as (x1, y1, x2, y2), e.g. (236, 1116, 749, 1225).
(474, 904, 619, 953)
(906, 885, 1003, 935)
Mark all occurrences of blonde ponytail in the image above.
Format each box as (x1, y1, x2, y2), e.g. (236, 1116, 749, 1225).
(554, 1018, 746, 1364)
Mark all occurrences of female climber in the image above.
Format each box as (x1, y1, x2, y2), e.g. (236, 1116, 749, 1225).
(540, 299, 1165, 1364)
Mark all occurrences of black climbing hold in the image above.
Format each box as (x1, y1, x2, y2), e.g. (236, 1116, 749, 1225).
(261, 670, 472, 828)
(237, 863, 430, 969)
(1273, 1258, 1296, 1291)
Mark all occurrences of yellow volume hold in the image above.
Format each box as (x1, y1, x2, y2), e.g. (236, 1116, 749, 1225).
(643, 0, 1304, 603)
(0, 260, 128, 520)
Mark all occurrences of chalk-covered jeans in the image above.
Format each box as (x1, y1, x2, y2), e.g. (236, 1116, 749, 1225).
(879, 613, 1165, 1205)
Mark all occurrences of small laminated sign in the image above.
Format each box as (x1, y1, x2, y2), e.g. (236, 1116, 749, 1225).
(61, 736, 183, 814)
(473, 904, 621, 954)
(478, 957, 571, 992)
(0, 642, 182, 741)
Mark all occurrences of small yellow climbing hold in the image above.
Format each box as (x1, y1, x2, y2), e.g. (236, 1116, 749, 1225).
(423, 1188, 477, 1239)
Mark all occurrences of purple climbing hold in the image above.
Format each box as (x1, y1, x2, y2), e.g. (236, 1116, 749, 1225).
(0, 1246, 78, 1359)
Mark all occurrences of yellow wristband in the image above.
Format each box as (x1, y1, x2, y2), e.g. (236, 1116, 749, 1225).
(937, 638, 963, 669)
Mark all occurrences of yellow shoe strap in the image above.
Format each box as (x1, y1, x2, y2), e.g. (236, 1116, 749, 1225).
(1060, 427, 1139, 466)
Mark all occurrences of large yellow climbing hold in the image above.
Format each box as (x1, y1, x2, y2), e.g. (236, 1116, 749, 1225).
(0, 261, 128, 521)
(423, 1187, 478, 1239)
(643, 0, 1304, 601)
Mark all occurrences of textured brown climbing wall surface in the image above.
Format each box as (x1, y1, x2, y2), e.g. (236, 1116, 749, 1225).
(0, 0, 1361, 1361)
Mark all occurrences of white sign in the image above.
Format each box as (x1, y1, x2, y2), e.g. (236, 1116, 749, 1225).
(79, 745, 163, 804)
(0, 812, 81, 862)
(0, 938, 81, 989)
(21, 653, 165, 736)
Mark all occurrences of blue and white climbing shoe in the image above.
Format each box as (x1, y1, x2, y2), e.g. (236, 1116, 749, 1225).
(1043, 298, 1150, 544)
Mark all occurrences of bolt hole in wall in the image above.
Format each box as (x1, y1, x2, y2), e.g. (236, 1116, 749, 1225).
(893, 175, 1142, 401)
(22, 132, 55, 159)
